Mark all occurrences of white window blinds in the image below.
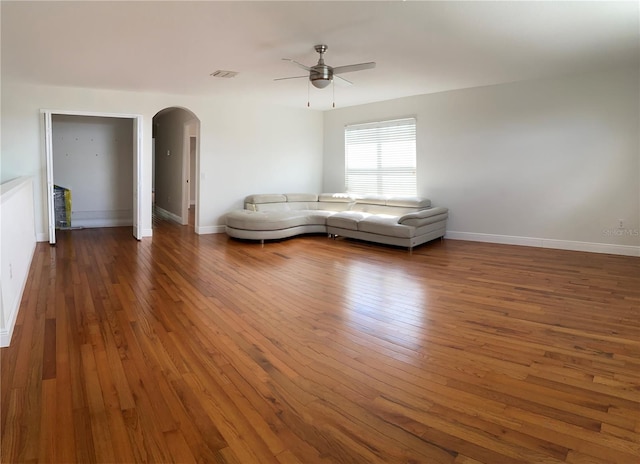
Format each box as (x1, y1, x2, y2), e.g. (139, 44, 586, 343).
(344, 117, 416, 196)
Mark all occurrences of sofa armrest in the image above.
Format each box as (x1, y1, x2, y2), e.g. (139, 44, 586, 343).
(398, 207, 448, 226)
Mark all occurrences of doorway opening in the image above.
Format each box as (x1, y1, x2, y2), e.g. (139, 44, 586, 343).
(42, 110, 143, 244)
(152, 107, 200, 230)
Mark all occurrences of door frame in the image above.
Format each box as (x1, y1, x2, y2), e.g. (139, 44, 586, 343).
(181, 122, 190, 225)
(181, 121, 199, 226)
(41, 109, 144, 244)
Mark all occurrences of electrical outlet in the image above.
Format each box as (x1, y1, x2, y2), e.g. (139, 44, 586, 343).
(618, 219, 624, 229)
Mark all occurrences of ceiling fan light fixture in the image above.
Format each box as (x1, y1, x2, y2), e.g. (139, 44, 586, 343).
(310, 64, 333, 89)
(311, 77, 332, 89)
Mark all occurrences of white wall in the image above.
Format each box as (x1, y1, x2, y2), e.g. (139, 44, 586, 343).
(52, 115, 134, 228)
(1, 82, 324, 240)
(1, 177, 37, 347)
(324, 67, 639, 255)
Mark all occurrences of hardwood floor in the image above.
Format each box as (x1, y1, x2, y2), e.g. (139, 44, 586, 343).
(2, 219, 639, 463)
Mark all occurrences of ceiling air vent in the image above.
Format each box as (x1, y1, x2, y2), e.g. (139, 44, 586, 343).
(210, 70, 238, 78)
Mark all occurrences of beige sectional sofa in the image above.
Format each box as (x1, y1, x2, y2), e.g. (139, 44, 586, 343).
(225, 193, 448, 250)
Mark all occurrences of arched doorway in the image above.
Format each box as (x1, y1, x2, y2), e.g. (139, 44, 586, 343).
(152, 107, 200, 229)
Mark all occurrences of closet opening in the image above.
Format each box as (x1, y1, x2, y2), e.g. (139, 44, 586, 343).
(43, 110, 144, 244)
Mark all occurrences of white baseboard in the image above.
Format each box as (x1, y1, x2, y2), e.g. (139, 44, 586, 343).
(0, 241, 36, 347)
(196, 225, 226, 235)
(445, 231, 640, 257)
(154, 206, 183, 224)
(142, 228, 153, 238)
(72, 218, 133, 228)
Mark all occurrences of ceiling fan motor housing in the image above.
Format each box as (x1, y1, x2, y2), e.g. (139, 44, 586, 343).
(310, 65, 333, 89)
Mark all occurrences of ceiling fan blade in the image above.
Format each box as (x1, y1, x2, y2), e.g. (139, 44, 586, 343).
(274, 75, 308, 81)
(333, 62, 376, 75)
(335, 75, 353, 86)
(282, 58, 311, 71)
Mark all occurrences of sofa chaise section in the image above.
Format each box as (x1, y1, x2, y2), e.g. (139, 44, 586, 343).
(225, 193, 352, 241)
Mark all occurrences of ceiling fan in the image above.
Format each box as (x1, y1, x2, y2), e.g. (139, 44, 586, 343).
(276, 44, 376, 89)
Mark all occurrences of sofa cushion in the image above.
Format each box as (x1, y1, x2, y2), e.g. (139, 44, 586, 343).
(355, 195, 388, 206)
(285, 193, 318, 202)
(352, 204, 422, 215)
(386, 196, 431, 208)
(398, 207, 449, 225)
(254, 203, 292, 212)
(316, 202, 352, 212)
(226, 210, 326, 231)
(318, 193, 355, 203)
(304, 210, 335, 222)
(401, 213, 448, 227)
(287, 202, 315, 211)
(316, 193, 355, 212)
(326, 211, 371, 230)
(245, 194, 288, 212)
(245, 194, 287, 204)
(357, 215, 414, 238)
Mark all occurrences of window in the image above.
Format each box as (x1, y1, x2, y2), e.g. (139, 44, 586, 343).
(344, 117, 416, 196)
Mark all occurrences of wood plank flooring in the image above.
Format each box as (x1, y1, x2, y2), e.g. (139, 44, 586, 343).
(2, 219, 639, 463)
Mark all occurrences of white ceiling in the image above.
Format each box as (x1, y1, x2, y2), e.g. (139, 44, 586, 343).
(2, 1, 638, 111)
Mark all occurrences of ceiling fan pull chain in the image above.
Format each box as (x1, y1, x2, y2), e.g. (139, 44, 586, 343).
(307, 80, 310, 108)
(333, 80, 336, 108)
